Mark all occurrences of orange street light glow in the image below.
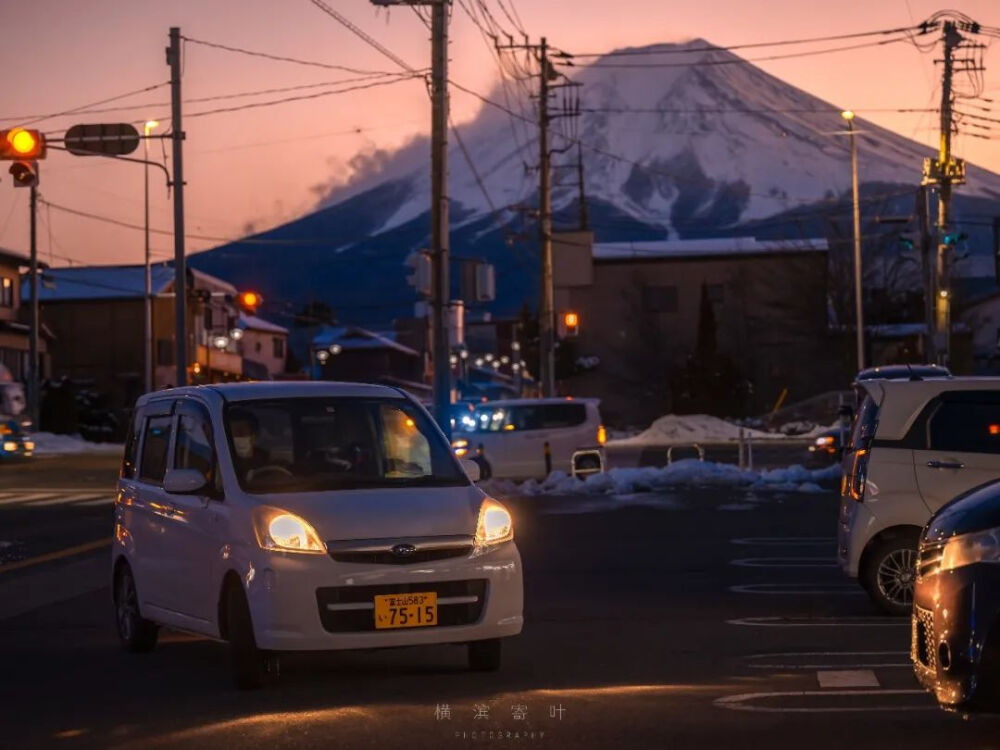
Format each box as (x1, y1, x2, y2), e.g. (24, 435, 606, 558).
(564, 312, 579, 327)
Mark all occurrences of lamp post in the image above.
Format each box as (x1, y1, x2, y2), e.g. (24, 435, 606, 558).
(143, 120, 159, 393)
(841, 110, 865, 371)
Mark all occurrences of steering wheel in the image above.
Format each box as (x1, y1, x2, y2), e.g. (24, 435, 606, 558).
(247, 465, 294, 482)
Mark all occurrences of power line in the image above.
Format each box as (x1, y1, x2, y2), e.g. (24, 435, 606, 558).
(579, 106, 939, 115)
(180, 35, 403, 76)
(307, 0, 420, 73)
(567, 24, 931, 58)
(0, 81, 170, 129)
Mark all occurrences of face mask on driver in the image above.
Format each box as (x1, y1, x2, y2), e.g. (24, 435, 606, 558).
(233, 436, 253, 458)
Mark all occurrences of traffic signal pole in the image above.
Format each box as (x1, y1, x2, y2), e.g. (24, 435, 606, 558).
(28, 183, 39, 427)
(935, 22, 960, 365)
(538, 38, 555, 398)
(167, 27, 188, 387)
(429, 0, 451, 434)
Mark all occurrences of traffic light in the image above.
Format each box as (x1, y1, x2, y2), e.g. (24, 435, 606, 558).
(405, 251, 432, 298)
(560, 311, 580, 337)
(0, 129, 46, 160)
(8, 162, 37, 188)
(237, 291, 262, 313)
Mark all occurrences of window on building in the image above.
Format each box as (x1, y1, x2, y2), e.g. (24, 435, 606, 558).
(139, 415, 173, 484)
(707, 283, 725, 304)
(203, 307, 214, 330)
(929, 400, 1000, 454)
(0, 278, 12, 307)
(273, 337, 285, 360)
(641, 285, 678, 314)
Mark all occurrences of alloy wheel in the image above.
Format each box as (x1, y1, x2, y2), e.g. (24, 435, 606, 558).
(876, 547, 916, 608)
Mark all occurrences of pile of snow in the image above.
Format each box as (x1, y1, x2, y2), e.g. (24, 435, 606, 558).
(609, 414, 773, 447)
(482, 459, 840, 498)
(30, 432, 123, 456)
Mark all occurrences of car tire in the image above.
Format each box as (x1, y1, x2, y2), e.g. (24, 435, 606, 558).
(468, 638, 502, 671)
(861, 531, 920, 616)
(225, 583, 276, 690)
(114, 563, 159, 653)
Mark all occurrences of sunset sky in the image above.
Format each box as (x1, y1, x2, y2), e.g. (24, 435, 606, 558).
(1, 0, 997, 266)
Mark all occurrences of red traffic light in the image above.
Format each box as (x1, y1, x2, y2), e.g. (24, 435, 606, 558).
(0, 128, 45, 160)
(238, 291, 262, 311)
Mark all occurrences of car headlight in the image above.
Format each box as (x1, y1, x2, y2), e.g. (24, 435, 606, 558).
(252, 507, 325, 554)
(452, 438, 469, 457)
(814, 436, 835, 447)
(475, 498, 513, 546)
(940, 527, 1000, 573)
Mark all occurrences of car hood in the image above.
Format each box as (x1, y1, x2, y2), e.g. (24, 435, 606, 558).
(251, 483, 486, 541)
(924, 479, 1000, 541)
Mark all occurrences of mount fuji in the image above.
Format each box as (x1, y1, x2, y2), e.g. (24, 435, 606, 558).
(190, 39, 1000, 330)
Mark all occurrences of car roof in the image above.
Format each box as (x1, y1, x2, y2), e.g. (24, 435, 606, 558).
(860, 377, 1000, 440)
(855, 364, 951, 382)
(138, 380, 406, 406)
(474, 397, 600, 408)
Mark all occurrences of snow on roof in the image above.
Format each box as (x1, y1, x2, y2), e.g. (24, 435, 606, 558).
(238, 312, 288, 335)
(27, 264, 235, 302)
(593, 237, 828, 261)
(312, 325, 419, 357)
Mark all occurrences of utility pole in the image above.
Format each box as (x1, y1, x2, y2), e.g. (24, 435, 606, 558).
(576, 141, 588, 231)
(923, 20, 971, 366)
(167, 27, 188, 387)
(429, 0, 451, 432)
(916, 186, 936, 362)
(842, 111, 865, 371)
(28, 183, 39, 427)
(538, 37, 555, 397)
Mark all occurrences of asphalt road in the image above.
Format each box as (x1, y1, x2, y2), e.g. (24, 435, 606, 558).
(2, 453, 999, 749)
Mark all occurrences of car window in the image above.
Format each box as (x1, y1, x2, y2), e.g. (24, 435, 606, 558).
(929, 401, 1000, 454)
(849, 394, 879, 451)
(139, 415, 173, 484)
(121, 408, 142, 479)
(541, 403, 587, 428)
(175, 405, 220, 492)
(224, 397, 466, 493)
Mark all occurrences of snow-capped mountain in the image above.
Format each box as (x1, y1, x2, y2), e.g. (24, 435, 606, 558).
(190, 39, 1000, 328)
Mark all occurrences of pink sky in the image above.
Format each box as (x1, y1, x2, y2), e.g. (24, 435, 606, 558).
(0, 0, 997, 266)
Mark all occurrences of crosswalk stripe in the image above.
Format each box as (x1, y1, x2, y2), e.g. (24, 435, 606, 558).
(0, 493, 54, 505)
(0, 491, 116, 507)
(26, 494, 110, 507)
(77, 497, 115, 507)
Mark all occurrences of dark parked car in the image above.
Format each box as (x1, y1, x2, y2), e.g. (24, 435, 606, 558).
(913, 480, 1000, 711)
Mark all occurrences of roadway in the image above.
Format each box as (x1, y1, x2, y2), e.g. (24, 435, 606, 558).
(1, 453, 999, 748)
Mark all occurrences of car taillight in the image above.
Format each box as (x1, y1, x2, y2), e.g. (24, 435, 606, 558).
(597, 425, 606, 445)
(849, 448, 869, 501)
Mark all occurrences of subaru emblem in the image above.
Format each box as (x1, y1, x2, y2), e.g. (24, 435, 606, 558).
(392, 543, 417, 557)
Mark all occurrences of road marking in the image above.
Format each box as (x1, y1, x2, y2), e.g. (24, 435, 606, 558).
(0, 493, 54, 505)
(24, 493, 110, 507)
(714, 689, 932, 713)
(77, 497, 115, 507)
(730, 557, 837, 568)
(729, 582, 867, 595)
(731, 537, 835, 546)
(744, 650, 911, 669)
(817, 670, 880, 688)
(0, 490, 116, 507)
(727, 616, 908, 627)
(0, 538, 111, 575)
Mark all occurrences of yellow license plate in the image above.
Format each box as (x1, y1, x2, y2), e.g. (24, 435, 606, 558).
(374, 591, 438, 629)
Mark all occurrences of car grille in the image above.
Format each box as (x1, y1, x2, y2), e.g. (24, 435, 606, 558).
(917, 539, 946, 579)
(316, 579, 488, 633)
(329, 546, 472, 565)
(912, 605, 936, 670)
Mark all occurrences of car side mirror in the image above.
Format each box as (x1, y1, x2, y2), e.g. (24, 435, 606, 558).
(163, 467, 209, 495)
(461, 458, 481, 482)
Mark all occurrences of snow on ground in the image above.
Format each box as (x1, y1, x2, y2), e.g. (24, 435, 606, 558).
(481, 459, 841, 498)
(30, 432, 123, 456)
(607, 413, 841, 447)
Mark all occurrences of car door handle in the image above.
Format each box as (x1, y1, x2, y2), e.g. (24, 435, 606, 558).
(926, 460, 965, 470)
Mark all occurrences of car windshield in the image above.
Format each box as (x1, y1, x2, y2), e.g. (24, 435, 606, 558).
(463, 402, 588, 432)
(224, 397, 467, 493)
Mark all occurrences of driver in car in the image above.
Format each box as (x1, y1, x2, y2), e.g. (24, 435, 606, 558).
(229, 409, 276, 484)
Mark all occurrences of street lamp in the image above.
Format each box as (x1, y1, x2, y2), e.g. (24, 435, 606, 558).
(841, 109, 865, 371)
(143, 119, 159, 394)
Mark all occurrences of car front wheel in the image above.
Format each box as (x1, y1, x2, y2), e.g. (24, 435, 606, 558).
(225, 583, 277, 690)
(862, 533, 920, 616)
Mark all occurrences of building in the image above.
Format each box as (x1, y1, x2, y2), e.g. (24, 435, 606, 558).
(237, 312, 289, 379)
(554, 234, 846, 426)
(310, 325, 426, 395)
(32, 264, 244, 413)
(0, 247, 49, 382)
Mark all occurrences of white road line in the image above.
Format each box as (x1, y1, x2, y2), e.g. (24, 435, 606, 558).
(744, 650, 910, 669)
(76, 498, 115, 507)
(817, 670, 880, 688)
(727, 616, 909, 627)
(728, 582, 867, 595)
(0, 493, 56, 505)
(730, 557, 837, 568)
(714, 689, 932, 713)
(731, 537, 835, 546)
(25, 494, 109, 507)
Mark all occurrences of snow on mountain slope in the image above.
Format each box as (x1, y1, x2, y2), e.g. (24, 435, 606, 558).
(313, 39, 1000, 239)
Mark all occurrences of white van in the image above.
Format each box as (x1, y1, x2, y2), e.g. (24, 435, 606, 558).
(451, 398, 605, 480)
(839, 377, 1000, 614)
(112, 382, 523, 688)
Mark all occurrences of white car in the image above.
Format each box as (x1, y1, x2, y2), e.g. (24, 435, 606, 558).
(838, 376, 1000, 614)
(111, 382, 523, 688)
(451, 397, 605, 480)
